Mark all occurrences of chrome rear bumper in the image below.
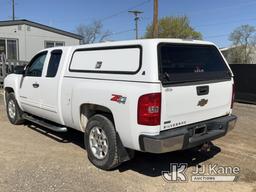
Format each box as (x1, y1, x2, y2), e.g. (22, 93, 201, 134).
(139, 115, 237, 153)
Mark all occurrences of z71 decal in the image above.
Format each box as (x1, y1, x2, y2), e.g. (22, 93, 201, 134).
(111, 94, 127, 104)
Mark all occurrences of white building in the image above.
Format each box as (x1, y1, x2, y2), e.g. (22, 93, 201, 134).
(0, 19, 82, 62)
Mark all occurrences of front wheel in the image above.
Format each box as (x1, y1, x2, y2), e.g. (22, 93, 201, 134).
(84, 114, 120, 170)
(6, 93, 24, 125)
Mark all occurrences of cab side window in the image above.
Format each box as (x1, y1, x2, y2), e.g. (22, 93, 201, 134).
(46, 50, 62, 78)
(26, 51, 47, 77)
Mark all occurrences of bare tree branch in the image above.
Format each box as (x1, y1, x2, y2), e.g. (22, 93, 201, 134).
(76, 21, 111, 44)
(228, 25, 256, 64)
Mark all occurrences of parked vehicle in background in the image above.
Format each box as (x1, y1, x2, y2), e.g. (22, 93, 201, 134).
(4, 39, 237, 170)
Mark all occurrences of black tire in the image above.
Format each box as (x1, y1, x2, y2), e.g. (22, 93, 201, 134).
(6, 92, 24, 125)
(84, 114, 120, 170)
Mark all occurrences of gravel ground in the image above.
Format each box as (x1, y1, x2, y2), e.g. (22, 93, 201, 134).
(0, 92, 255, 192)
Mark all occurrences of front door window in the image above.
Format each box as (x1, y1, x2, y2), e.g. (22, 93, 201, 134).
(26, 51, 47, 77)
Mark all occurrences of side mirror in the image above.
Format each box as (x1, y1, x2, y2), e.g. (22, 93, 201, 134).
(14, 65, 26, 75)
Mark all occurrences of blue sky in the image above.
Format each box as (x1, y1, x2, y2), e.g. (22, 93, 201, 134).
(0, 0, 256, 47)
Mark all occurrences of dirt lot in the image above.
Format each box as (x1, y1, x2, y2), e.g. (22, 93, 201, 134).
(0, 90, 255, 192)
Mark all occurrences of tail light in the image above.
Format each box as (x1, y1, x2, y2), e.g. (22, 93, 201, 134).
(231, 84, 235, 109)
(137, 93, 161, 126)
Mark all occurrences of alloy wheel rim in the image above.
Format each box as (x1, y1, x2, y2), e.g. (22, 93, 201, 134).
(8, 99, 16, 119)
(89, 126, 109, 160)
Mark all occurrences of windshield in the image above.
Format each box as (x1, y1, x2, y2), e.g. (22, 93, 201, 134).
(158, 43, 231, 84)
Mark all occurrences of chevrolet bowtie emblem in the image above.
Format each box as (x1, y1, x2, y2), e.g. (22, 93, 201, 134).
(197, 99, 208, 107)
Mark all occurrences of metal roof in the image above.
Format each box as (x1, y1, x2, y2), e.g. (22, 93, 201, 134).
(0, 19, 83, 40)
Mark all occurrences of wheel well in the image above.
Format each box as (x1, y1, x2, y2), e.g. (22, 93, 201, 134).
(4, 87, 14, 97)
(5, 87, 14, 94)
(80, 104, 114, 131)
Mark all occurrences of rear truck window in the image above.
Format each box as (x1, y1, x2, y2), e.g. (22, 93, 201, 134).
(158, 43, 231, 85)
(46, 50, 62, 78)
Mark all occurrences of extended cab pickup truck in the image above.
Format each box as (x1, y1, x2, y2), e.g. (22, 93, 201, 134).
(4, 39, 237, 170)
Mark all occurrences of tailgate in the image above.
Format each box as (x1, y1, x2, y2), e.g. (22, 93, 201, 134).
(161, 81, 232, 130)
(158, 43, 233, 131)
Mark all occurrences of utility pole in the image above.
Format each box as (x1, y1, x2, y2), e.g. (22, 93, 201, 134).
(153, 0, 158, 38)
(12, 0, 15, 20)
(129, 10, 143, 39)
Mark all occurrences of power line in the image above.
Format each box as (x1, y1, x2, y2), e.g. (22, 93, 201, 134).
(205, 34, 230, 39)
(109, 29, 134, 36)
(137, 14, 256, 40)
(186, 0, 256, 16)
(195, 17, 256, 40)
(195, 17, 256, 28)
(98, 0, 151, 23)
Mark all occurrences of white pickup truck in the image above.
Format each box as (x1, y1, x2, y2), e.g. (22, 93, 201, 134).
(4, 39, 237, 170)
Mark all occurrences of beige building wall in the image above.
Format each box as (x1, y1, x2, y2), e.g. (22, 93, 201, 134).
(0, 24, 80, 61)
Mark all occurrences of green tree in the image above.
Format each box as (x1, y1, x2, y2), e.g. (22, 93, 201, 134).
(144, 16, 202, 39)
(228, 24, 256, 64)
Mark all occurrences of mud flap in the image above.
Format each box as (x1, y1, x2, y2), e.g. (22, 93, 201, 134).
(116, 133, 134, 163)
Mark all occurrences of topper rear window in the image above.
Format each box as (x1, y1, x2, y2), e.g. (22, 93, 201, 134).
(158, 43, 231, 84)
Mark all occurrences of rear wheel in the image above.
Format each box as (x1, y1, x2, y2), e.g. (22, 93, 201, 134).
(84, 114, 120, 170)
(6, 93, 24, 125)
